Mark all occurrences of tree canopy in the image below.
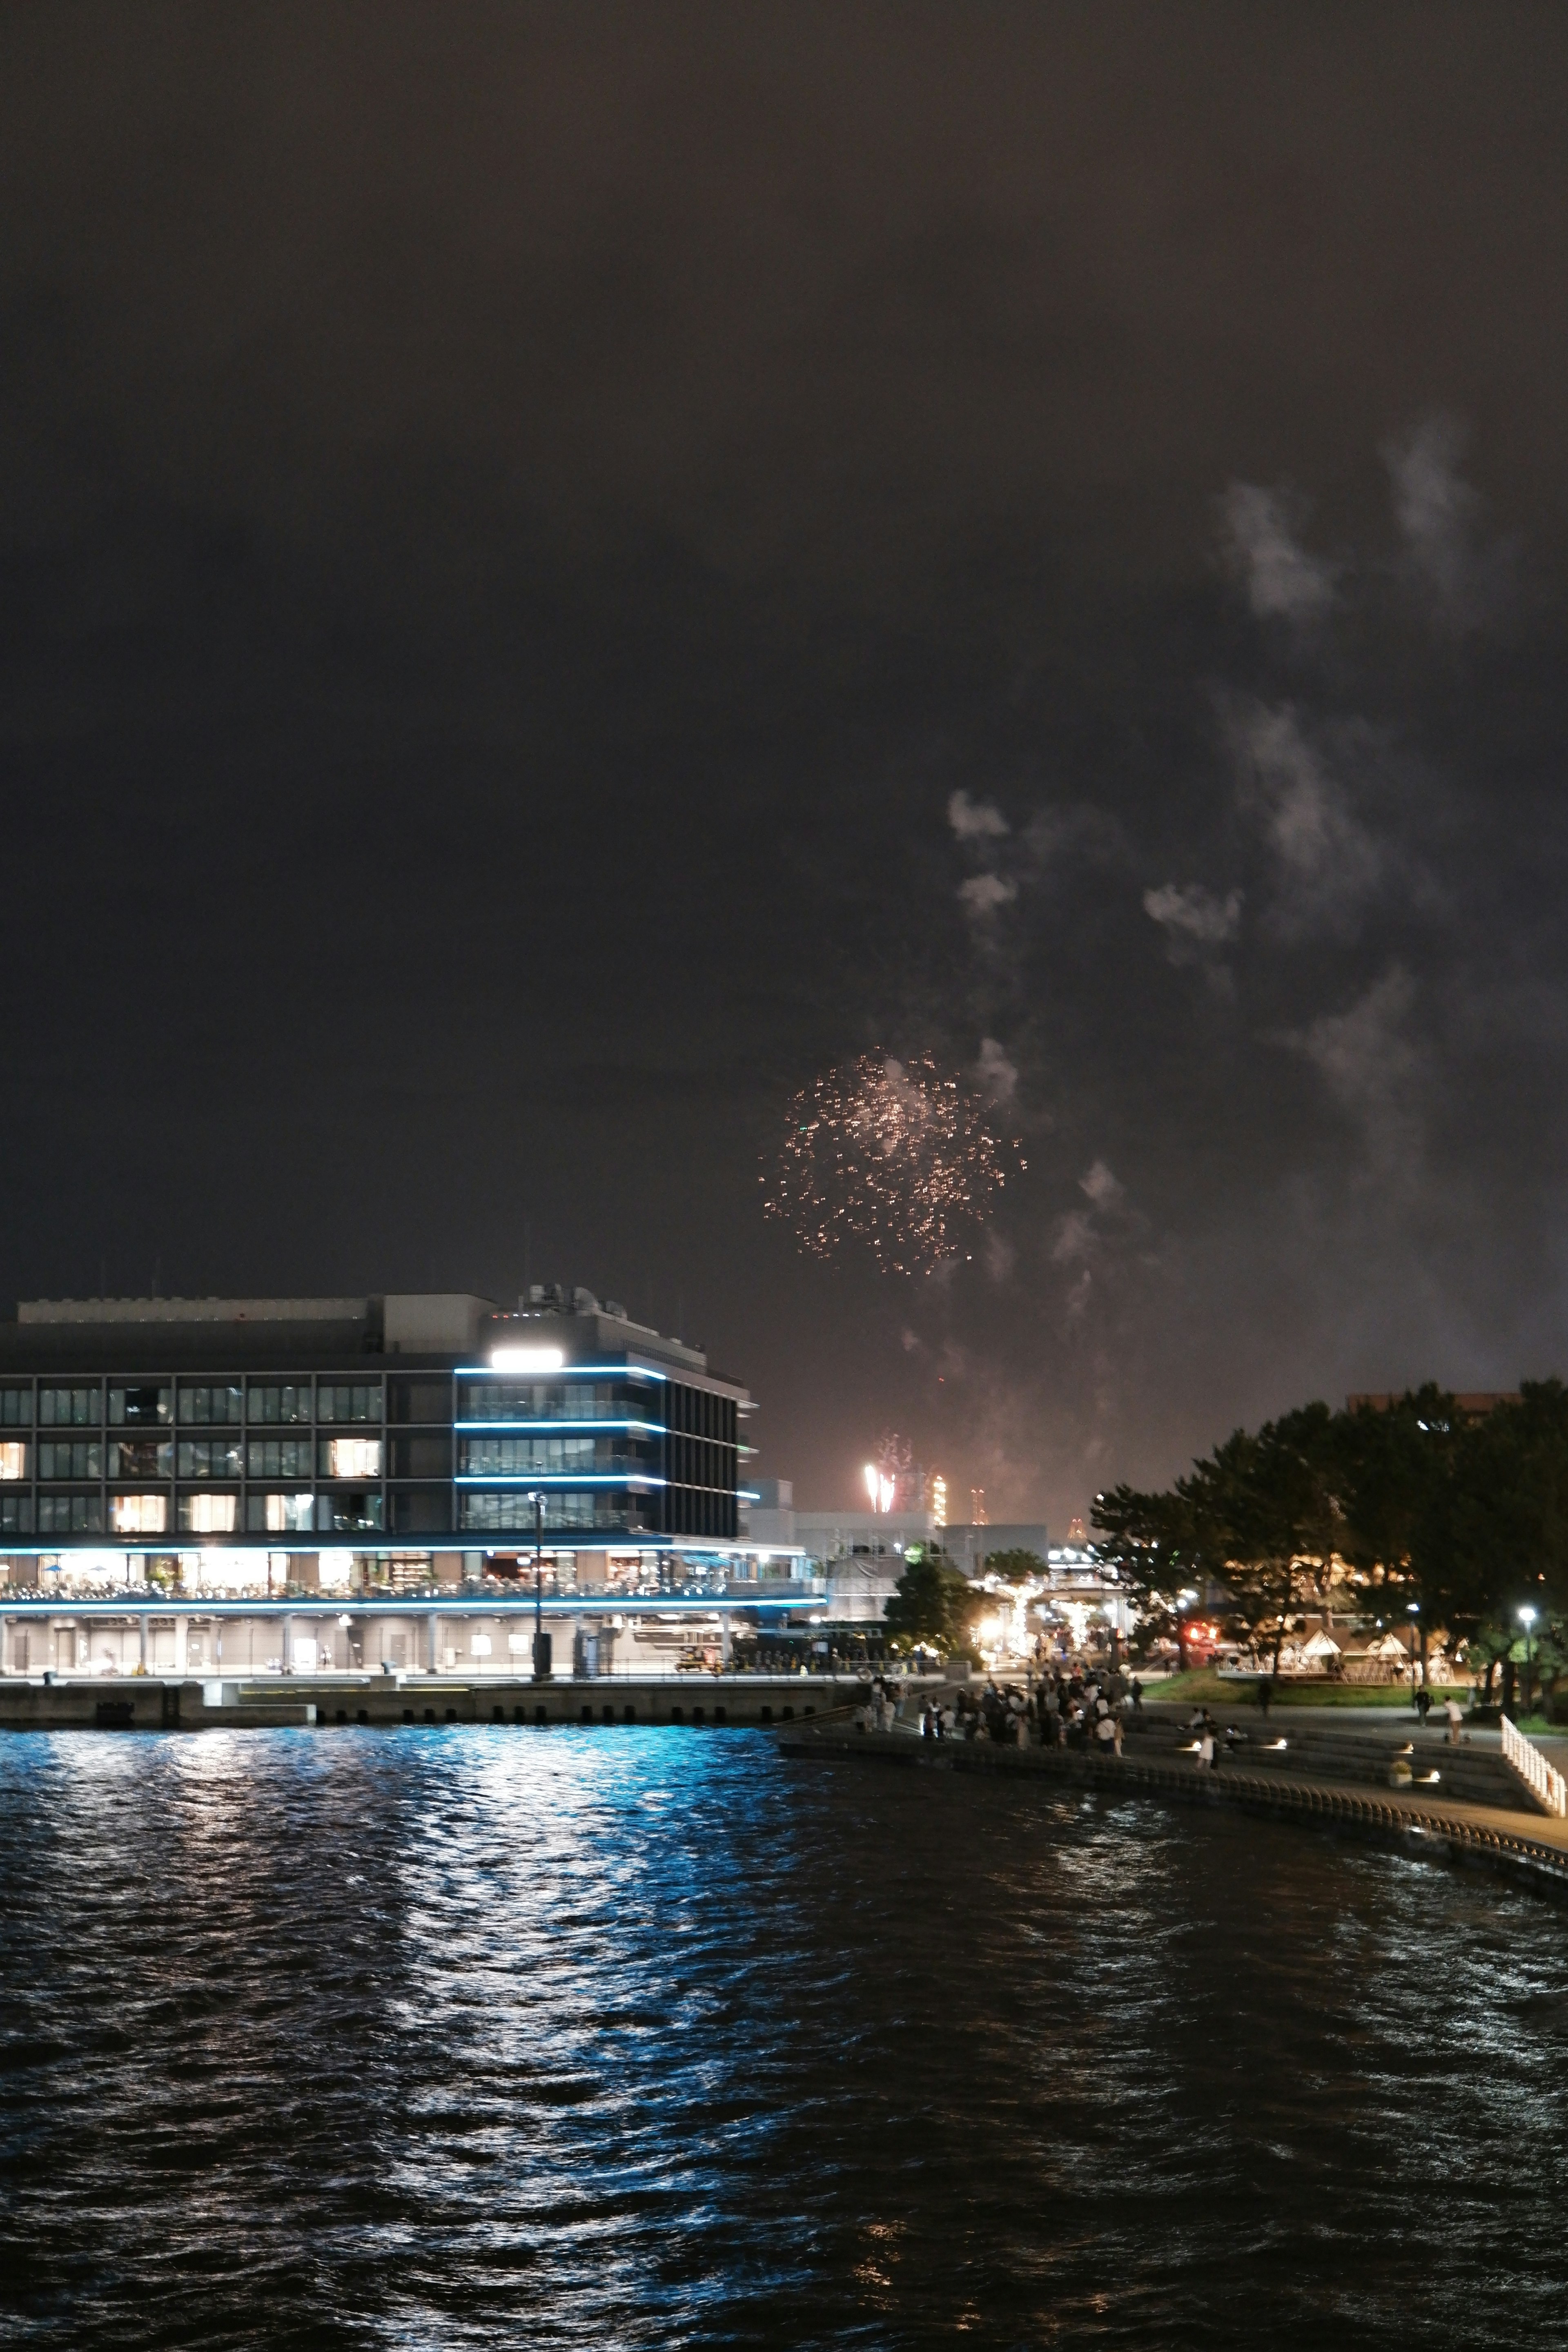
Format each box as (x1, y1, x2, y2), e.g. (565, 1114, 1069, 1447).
(1091, 1381, 1568, 1674)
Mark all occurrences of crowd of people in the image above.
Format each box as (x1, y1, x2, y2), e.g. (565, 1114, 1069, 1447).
(912, 1664, 1143, 1751)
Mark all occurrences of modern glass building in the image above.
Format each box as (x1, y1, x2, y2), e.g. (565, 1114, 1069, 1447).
(0, 1288, 751, 1588)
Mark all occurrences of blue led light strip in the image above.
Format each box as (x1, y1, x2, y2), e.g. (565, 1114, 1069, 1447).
(453, 1419, 664, 1434)
(454, 1365, 668, 1381)
(454, 1474, 667, 1488)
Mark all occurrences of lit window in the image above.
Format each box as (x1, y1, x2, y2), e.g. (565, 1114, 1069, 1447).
(179, 1492, 236, 1534)
(321, 1437, 381, 1480)
(470, 1633, 492, 1656)
(111, 1493, 167, 1535)
(247, 1492, 316, 1534)
(0, 1442, 26, 1481)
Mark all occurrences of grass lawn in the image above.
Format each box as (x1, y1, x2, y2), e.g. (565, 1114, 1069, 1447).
(1137, 1668, 1471, 1711)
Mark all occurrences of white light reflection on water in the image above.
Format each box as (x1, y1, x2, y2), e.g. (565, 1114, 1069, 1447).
(2, 1726, 1568, 2349)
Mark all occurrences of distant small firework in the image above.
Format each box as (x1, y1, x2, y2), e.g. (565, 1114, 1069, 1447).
(762, 1053, 1022, 1275)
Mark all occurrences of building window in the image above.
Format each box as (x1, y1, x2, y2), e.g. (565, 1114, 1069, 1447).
(0, 1496, 32, 1532)
(110, 1492, 168, 1534)
(247, 1383, 314, 1425)
(0, 1442, 27, 1481)
(319, 1437, 382, 1480)
(179, 1492, 237, 1534)
(459, 1490, 621, 1532)
(246, 1492, 316, 1534)
(108, 1385, 172, 1427)
(112, 1439, 172, 1479)
(457, 1380, 638, 1424)
(178, 1385, 243, 1425)
(0, 1390, 31, 1425)
(458, 1435, 601, 1475)
(247, 1438, 313, 1481)
(176, 1439, 243, 1480)
(316, 1491, 383, 1533)
(38, 1440, 101, 1480)
(39, 1387, 100, 1427)
(38, 1494, 102, 1533)
(316, 1384, 382, 1425)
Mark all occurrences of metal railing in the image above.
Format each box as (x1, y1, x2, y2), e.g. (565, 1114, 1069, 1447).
(1501, 1713, 1568, 1817)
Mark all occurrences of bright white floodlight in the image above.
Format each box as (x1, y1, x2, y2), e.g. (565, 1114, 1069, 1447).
(490, 1347, 565, 1374)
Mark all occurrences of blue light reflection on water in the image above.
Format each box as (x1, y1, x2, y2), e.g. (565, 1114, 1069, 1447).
(1, 1726, 1567, 2349)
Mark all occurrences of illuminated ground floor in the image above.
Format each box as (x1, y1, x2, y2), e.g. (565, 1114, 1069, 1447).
(0, 1580, 850, 1680)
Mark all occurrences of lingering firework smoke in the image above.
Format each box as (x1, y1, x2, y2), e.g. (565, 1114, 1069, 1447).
(762, 1054, 1021, 1274)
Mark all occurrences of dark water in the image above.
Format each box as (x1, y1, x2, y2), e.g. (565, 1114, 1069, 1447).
(1, 1729, 1566, 2350)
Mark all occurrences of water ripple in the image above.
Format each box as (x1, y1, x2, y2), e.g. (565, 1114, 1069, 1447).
(0, 1727, 1565, 2348)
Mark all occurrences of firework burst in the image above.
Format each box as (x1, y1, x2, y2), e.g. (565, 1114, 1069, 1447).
(762, 1053, 1021, 1274)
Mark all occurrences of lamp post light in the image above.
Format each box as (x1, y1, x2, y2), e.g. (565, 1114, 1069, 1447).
(1518, 1603, 1538, 1719)
(1406, 1600, 1421, 1705)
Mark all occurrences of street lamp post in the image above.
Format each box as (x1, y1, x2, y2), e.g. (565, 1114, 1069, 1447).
(528, 1490, 551, 1682)
(1406, 1601, 1421, 1708)
(1519, 1603, 1537, 1719)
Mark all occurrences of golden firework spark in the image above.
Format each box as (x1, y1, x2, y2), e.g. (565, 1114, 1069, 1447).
(761, 1053, 1021, 1274)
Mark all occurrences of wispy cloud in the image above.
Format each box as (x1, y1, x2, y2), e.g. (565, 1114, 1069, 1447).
(1384, 414, 1486, 628)
(1225, 697, 1382, 938)
(1221, 482, 1336, 623)
(948, 789, 1009, 841)
(958, 872, 1016, 918)
(1143, 880, 1242, 970)
(975, 1035, 1018, 1104)
(1283, 964, 1423, 1178)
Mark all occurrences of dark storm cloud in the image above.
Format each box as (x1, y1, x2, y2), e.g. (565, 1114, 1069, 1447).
(2, 2, 1568, 1519)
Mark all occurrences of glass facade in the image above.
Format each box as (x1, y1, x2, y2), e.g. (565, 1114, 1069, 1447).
(38, 1440, 100, 1480)
(459, 1491, 636, 1532)
(110, 1492, 167, 1534)
(176, 1439, 243, 1479)
(317, 1384, 382, 1424)
(247, 1492, 315, 1533)
(0, 1355, 741, 1545)
(39, 1494, 102, 1533)
(247, 1384, 312, 1424)
(179, 1492, 237, 1533)
(111, 1438, 171, 1479)
(108, 1385, 172, 1426)
(247, 1438, 313, 1480)
(178, 1385, 242, 1425)
(457, 1381, 639, 1423)
(458, 1435, 613, 1475)
(40, 1388, 99, 1426)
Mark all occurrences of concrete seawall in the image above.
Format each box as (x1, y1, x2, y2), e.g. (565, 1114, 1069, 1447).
(780, 1728, 1568, 1906)
(0, 1674, 860, 1733)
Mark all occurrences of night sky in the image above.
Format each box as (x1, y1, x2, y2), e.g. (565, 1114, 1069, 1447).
(3, 5, 1567, 1526)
